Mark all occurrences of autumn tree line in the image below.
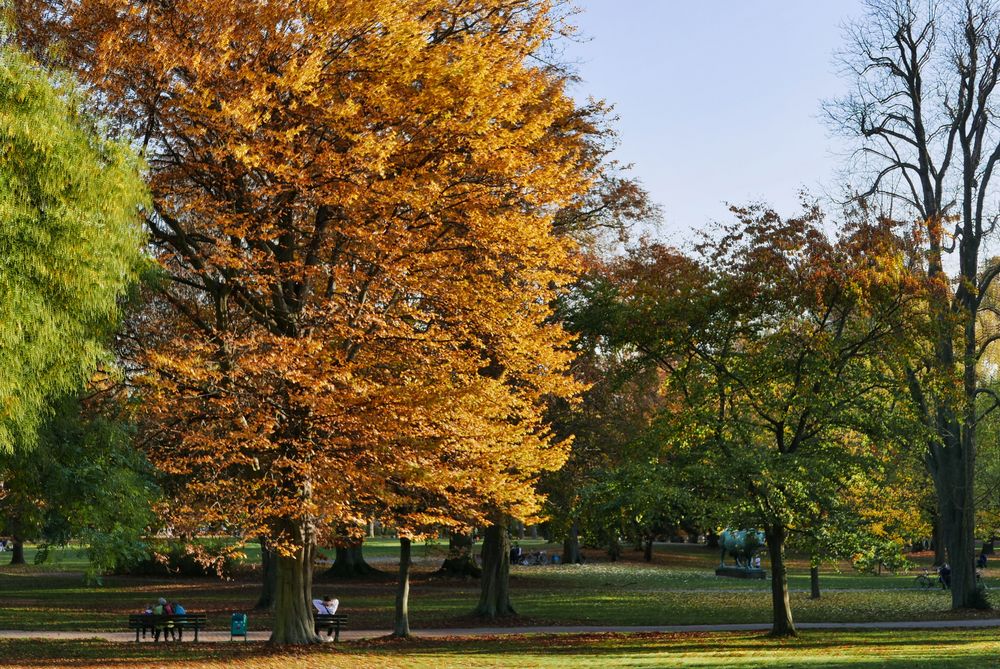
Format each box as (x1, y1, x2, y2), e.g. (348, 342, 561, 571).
(3, 0, 1000, 642)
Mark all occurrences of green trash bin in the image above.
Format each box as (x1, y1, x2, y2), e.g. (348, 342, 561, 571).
(230, 612, 248, 641)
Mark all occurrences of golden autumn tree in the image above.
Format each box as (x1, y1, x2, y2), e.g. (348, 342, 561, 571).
(12, 0, 597, 643)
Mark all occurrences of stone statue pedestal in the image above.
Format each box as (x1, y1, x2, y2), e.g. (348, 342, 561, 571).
(715, 566, 767, 579)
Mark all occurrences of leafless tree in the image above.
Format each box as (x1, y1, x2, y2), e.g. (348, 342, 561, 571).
(826, 0, 1000, 609)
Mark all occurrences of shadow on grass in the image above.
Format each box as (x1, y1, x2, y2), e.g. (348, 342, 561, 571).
(0, 632, 996, 668)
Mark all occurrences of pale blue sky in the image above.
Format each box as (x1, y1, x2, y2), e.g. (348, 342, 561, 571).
(562, 1, 866, 244)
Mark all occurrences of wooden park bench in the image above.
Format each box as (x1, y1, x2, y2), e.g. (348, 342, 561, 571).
(313, 613, 348, 641)
(128, 613, 207, 642)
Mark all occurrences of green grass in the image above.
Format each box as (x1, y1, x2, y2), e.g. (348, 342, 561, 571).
(1, 630, 999, 668)
(2, 544, 93, 570)
(0, 540, 995, 633)
(1, 541, 998, 664)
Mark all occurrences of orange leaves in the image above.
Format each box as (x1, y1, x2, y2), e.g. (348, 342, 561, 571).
(12, 0, 598, 546)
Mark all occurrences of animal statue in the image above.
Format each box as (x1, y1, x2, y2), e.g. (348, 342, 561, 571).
(719, 528, 765, 569)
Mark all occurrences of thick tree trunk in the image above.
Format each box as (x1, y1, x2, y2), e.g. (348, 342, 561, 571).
(392, 538, 412, 637)
(933, 435, 985, 609)
(607, 537, 621, 562)
(474, 523, 515, 618)
(436, 531, 481, 578)
(255, 537, 278, 610)
(9, 539, 24, 566)
(810, 563, 820, 600)
(919, 247, 985, 610)
(643, 536, 654, 562)
(562, 521, 582, 564)
(269, 521, 322, 645)
(766, 524, 796, 637)
(325, 541, 382, 578)
(932, 511, 947, 565)
(706, 529, 719, 549)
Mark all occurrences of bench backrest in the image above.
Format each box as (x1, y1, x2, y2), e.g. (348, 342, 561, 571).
(128, 614, 207, 624)
(313, 613, 347, 622)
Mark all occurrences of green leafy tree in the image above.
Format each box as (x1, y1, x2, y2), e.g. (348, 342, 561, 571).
(581, 205, 927, 636)
(0, 48, 146, 450)
(0, 395, 157, 583)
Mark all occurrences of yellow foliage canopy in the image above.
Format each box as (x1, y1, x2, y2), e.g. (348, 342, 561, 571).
(15, 0, 594, 546)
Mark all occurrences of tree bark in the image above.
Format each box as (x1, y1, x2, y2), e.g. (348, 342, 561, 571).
(932, 512, 947, 565)
(607, 537, 620, 562)
(643, 536, 653, 562)
(9, 539, 24, 566)
(474, 522, 515, 618)
(562, 521, 582, 564)
(766, 524, 796, 636)
(269, 520, 322, 644)
(436, 531, 481, 578)
(255, 537, 277, 610)
(810, 563, 820, 600)
(325, 541, 382, 578)
(392, 537, 412, 637)
(932, 433, 986, 608)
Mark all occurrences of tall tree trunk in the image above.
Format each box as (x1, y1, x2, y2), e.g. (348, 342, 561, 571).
(562, 521, 582, 564)
(436, 531, 481, 578)
(9, 538, 24, 566)
(932, 512, 947, 565)
(920, 216, 982, 610)
(766, 524, 796, 637)
(643, 536, 654, 562)
(810, 561, 820, 600)
(474, 522, 515, 618)
(325, 541, 381, 578)
(392, 537, 412, 637)
(255, 537, 278, 610)
(269, 520, 322, 645)
(932, 429, 985, 608)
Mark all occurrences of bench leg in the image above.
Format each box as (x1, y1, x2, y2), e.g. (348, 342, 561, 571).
(135, 628, 140, 643)
(335, 625, 340, 643)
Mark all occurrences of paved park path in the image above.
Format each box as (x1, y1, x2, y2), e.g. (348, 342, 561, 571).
(4, 619, 1000, 642)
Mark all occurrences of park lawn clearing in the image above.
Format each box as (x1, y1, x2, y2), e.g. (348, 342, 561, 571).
(1, 541, 999, 632)
(0, 630, 999, 668)
(0, 568, 987, 632)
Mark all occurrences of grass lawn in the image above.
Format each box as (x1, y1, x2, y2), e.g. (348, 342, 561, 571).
(0, 540, 996, 632)
(1, 630, 999, 668)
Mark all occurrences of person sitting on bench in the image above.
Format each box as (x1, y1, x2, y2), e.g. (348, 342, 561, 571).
(312, 595, 338, 615)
